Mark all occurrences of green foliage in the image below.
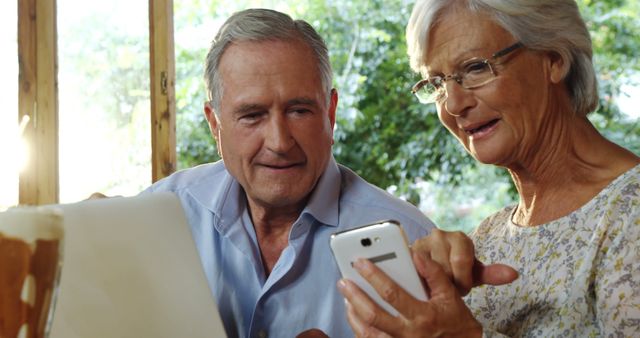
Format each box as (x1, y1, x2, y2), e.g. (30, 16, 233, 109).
(173, 0, 640, 230)
(174, 46, 219, 169)
(302, 0, 512, 228)
(579, 0, 640, 155)
(61, 12, 150, 128)
(312, 1, 478, 205)
(173, 1, 221, 169)
(320, 0, 640, 227)
(56, 4, 154, 199)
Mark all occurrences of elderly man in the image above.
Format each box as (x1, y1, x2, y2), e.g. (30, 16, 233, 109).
(143, 8, 432, 336)
(144, 8, 514, 337)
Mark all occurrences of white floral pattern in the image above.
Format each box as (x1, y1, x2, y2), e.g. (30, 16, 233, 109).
(465, 164, 640, 337)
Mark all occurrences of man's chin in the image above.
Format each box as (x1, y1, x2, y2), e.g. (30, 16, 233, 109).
(249, 190, 311, 210)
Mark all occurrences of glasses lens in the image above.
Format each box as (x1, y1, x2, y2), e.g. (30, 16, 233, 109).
(461, 61, 495, 89)
(413, 80, 442, 104)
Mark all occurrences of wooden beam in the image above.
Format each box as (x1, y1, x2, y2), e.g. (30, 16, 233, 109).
(18, 0, 59, 205)
(149, 0, 176, 182)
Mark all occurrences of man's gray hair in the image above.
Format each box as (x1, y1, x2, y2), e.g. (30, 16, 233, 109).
(204, 8, 333, 111)
(406, 0, 598, 116)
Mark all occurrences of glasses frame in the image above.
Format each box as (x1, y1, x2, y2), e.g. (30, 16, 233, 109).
(411, 42, 524, 104)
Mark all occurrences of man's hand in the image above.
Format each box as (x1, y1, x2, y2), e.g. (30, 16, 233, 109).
(411, 228, 518, 295)
(296, 329, 329, 338)
(86, 192, 109, 200)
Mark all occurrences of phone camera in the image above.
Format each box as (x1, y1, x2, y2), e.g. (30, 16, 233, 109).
(360, 238, 372, 247)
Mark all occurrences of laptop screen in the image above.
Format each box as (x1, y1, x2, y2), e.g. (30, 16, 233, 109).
(49, 192, 227, 338)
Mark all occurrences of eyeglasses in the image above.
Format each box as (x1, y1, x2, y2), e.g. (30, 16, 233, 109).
(411, 42, 524, 104)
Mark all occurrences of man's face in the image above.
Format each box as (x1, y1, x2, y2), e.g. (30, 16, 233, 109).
(205, 39, 337, 212)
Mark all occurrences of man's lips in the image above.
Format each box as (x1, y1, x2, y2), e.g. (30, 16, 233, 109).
(462, 118, 500, 135)
(258, 162, 304, 169)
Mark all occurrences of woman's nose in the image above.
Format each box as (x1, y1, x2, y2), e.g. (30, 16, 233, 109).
(443, 81, 472, 117)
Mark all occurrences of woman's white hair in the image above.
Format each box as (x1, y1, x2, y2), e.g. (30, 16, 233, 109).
(406, 0, 598, 116)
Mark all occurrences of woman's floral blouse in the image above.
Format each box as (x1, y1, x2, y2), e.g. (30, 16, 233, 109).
(466, 164, 640, 337)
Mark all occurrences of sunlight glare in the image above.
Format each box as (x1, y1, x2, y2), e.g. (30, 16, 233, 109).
(618, 82, 640, 119)
(0, 120, 27, 210)
(0, 0, 19, 210)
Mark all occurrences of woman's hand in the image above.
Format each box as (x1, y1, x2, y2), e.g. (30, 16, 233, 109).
(412, 229, 518, 295)
(337, 255, 483, 337)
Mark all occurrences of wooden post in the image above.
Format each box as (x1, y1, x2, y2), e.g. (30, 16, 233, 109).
(149, 0, 177, 182)
(18, 0, 59, 205)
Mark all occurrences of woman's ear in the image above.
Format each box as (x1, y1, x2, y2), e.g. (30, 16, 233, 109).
(548, 51, 569, 84)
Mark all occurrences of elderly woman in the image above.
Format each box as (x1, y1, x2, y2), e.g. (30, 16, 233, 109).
(337, 0, 640, 336)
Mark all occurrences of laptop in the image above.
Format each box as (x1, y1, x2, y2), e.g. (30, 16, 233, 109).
(48, 192, 227, 338)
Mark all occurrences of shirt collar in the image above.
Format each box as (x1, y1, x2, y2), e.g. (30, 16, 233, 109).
(300, 157, 340, 227)
(186, 156, 341, 229)
(184, 162, 243, 230)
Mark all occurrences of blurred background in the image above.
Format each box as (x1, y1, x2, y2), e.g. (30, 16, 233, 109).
(1, 0, 638, 232)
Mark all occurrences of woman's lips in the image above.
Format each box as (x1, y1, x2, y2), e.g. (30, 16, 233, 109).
(464, 118, 500, 139)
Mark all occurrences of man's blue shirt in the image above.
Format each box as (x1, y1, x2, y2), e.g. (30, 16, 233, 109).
(144, 157, 434, 337)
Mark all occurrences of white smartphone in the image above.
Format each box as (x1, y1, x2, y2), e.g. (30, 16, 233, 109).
(330, 220, 428, 316)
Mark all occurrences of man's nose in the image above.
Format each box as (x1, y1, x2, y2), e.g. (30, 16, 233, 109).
(264, 114, 295, 153)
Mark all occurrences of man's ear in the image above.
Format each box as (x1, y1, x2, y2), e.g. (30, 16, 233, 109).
(204, 102, 219, 138)
(328, 89, 338, 145)
(204, 102, 223, 157)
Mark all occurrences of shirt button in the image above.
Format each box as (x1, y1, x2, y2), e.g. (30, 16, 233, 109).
(257, 329, 267, 338)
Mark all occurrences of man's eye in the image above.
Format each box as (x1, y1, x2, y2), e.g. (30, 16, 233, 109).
(289, 108, 312, 116)
(239, 112, 264, 122)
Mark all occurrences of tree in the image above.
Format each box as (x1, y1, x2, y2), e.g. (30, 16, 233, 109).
(321, 0, 640, 230)
(174, 0, 640, 230)
(57, 3, 153, 199)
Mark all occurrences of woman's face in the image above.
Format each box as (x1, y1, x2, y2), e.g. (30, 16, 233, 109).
(425, 8, 563, 167)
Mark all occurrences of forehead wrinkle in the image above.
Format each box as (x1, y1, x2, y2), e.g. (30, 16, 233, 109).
(425, 11, 508, 76)
(286, 97, 320, 108)
(427, 30, 487, 71)
(230, 96, 320, 116)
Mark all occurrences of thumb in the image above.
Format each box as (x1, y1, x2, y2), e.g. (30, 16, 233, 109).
(472, 260, 518, 287)
(414, 252, 457, 298)
(296, 329, 329, 338)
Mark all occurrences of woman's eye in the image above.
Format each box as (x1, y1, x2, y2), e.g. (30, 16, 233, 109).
(464, 61, 489, 74)
(429, 77, 444, 89)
